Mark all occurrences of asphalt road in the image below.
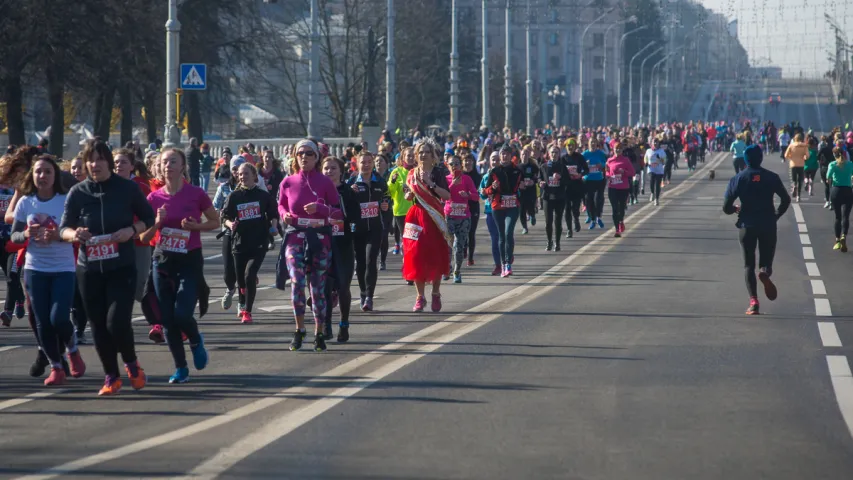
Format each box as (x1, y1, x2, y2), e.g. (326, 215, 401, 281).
(3, 113, 853, 477)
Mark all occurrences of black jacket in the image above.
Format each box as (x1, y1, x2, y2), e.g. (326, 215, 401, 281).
(347, 172, 390, 233)
(333, 182, 361, 244)
(564, 152, 589, 197)
(222, 186, 277, 253)
(541, 158, 570, 201)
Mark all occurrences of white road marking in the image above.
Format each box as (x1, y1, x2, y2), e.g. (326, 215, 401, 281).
(828, 355, 852, 377)
(826, 355, 853, 441)
(793, 204, 804, 223)
(806, 262, 821, 277)
(798, 223, 808, 233)
(811, 279, 827, 296)
(205, 254, 223, 260)
(256, 285, 276, 291)
(0, 345, 20, 353)
(799, 234, 811, 245)
(818, 322, 842, 347)
(131, 316, 146, 323)
(0, 390, 64, 413)
(815, 298, 833, 317)
(696, 196, 715, 200)
(257, 305, 289, 313)
(15, 154, 728, 480)
(803, 247, 814, 260)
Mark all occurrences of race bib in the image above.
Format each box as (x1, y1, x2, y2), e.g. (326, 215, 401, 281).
(297, 217, 326, 228)
(567, 165, 578, 176)
(360, 201, 379, 219)
(612, 173, 622, 184)
(86, 235, 119, 262)
(402, 222, 423, 241)
(548, 175, 560, 187)
(500, 195, 517, 209)
(330, 218, 344, 236)
(159, 227, 190, 254)
(524, 178, 534, 186)
(237, 202, 261, 221)
(589, 165, 600, 173)
(449, 202, 468, 218)
(0, 194, 12, 215)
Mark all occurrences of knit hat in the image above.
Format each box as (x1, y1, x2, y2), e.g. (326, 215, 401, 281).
(744, 145, 763, 168)
(231, 155, 246, 170)
(294, 139, 319, 158)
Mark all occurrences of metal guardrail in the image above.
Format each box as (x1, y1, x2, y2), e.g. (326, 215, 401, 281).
(205, 137, 360, 160)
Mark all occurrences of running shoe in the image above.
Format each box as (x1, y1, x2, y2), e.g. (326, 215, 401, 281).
(649, 194, 654, 203)
(0, 311, 11, 327)
(237, 304, 246, 317)
(585, 215, 592, 224)
(530, 216, 536, 226)
(546, 242, 553, 251)
(745, 297, 760, 315)
(393, 244, 401, 255)
(67, 350, 86, 378)
(588, 220, 596, 230)
(619, 222, 626, 233)
(14, 302, 24, 319)
(406, 280, 415, 286)
(313, 332, 327, 352)
(431, 293, 442, 312)
(842, 236, 849, 253)
(76, 329, 87, 344)
(98, 376, 123, 396)
(44, 367, 66, 386)
(379, 261, 387, 271)
(240, 311, 253, 324)
(148, 325, 165, 344)
(363, 297, 374, 312)
(413, 295, 426, 312)
(834, 240, 842, 250)
(491, 265, 501, 276)
(125, 361, 147, 390)
(654, 199, 660, 206)
(566, 230, 573, 239)
(442, 274, 450, 281)
(323, 324, 334, 341)
(614, 230, 621, 238)
(169, 367, 190, 384)
(467, 259, 474, 266)
(337, 325, 349, 343)
(220, 289, 235, 310)
(825, 201, 831, 209)
(289, 330, 306, 351)
(521, 227, 528, 235)
(453, 273, 462, 284)
(596, 218, 604, 229)
(757, 270, 778, 301)
(554, 243, 561, 252)
(30, 350, 49, 378)
(191, 335, 209, 370)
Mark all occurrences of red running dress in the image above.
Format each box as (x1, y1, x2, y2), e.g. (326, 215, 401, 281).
(401, 169, 450, 283)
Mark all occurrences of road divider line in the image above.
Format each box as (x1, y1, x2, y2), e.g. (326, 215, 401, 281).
(815, 298, 833, 317)
(810, 279, 827, 296)
(0, 390, 65, 413)
(818, 322, 842, 347)
(15, 153, 728, 480)
(806, 262, 821, 277)
(0, 345, 20, 353)
(798, 224, 808, 233)
(205, 254, 223, 260)
(793, 204, 804, 222)
(803, 247, 814, 260)
(799, 233, 811, 245)
(826, 355, 853, 441)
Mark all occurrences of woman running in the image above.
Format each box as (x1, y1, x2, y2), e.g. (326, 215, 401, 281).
(804, 137, 819, 197)
(376, 154, 394, 271)
(480, 152, 502, 275)
(606, 143, 636, 237)
(348, 152, 390, 311)
(0, 154, 24, 328)
(113, 148, 153, 307)
(387, 147, 415, 284)
(61, 139, 154, 395)
(12, 155, 84, 386)
(213, 156, 245, 311)
(482, 145, 523, 278)
(517, 146, 540, 235)
(277, 139, 342, 352)
(819, 136, 835, 209)
(259, 149, 285, 250)
(321, 156, 359, 342)
(582, 138, 607, 229)
(221, 163, 278, 324)
(401, 140, 451, 311)
(784, 133, 809, 202)
(444, 155, 476, 284)
(141, 148, 217, 384)
(828, 147, 853, 252)
(644, 138, 666, 206)
(462, 152, 481, 265)
(540, 144, 569, 250)
(563, 139, 588, 238)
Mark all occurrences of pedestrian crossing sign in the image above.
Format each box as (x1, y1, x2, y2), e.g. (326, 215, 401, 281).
(180, 64, 207, 90)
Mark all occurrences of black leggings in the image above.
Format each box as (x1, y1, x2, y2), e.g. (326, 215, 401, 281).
(543, 198, 565, 243)
(608, 188, 629, 226)
(790, 167, 804, 196)
(380, 210, 393, 264)
(72, 283, 87, 334)
(584, 180, 605, 219)
(77, 265, 138, 378)
(221, 232, 236, 291)
(831, 186, 853, 238)
(466, 207, 480, 263)
(738, 227, 777, 298)
(518, 191, 537, 229)
(821, 168, 830, 202)
(353, 229, 382, 297)
(235, 248, 266, 313)
(733, 158, 746, 174)
(665, 158, 674, 181)
(564, 194, 582, 231)
(325, 240, 355, 328)
(0, 246, 24, 313)
(649, 173, 664, 201)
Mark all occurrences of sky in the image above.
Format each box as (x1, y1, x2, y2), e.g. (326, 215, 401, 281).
(690, 0, 852, 78)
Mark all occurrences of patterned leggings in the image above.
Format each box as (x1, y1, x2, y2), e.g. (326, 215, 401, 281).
(285, 243, 331, 328)
(447, 217, 471, 275)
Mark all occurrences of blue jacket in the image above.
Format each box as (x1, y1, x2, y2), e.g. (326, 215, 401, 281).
(582, 150, 607, 181)
(723, 167, 790, 229)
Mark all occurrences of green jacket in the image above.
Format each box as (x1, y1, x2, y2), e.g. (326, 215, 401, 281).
(387, 166, 414, 216)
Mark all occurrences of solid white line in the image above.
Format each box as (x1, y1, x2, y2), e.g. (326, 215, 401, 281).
(803, 247, 814, 260)
(811, 279, 827, 296)
(828, 355, 852, 377)
(205, 254, 223, 260)
(798, 223, 808, 233)
(806, 262, 821, 277)
(815, 298, 833, 317)
(818, 322, 842, 347)
(0, 390, 64, 413)
(826, 355, 853, 440)
(799, 233, 811, 245)
(0, 345, 20, 353)
(16, 153, 728, 480)
(793, 204, 804, 223)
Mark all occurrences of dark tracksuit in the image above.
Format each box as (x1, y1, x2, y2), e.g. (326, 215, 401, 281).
(563, 152, 588, 235)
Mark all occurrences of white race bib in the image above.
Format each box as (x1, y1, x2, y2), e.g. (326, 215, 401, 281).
(159, 227, 190, 254)
(237, 202, 261, 221)
(589, 165, 600, 173)
(612, 173, 622, 184)
(297, 217, 326, 228)
(500, 195, 517, 209)
(402, 222, 423, 241)
(0, 194, 12, 215)
(360, 201, 379, 219)
(330, 218, 344, 236)
(86, 234, 119, 262)
(449, 202, 468, 218)
(548, 175, 560, 187)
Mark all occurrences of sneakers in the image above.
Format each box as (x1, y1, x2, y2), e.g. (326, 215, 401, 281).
(169, 367, 190, 384)
(453, 273, 462, 284)
(501, 264, 513, 277)
(596, 218, 604, 229)
(323, 324, 334, 341)
(466, 259, 474, 266)
(67, 350, 86, 378)
(313, 332, 327, 352)
(619, 222, 626, 234)
(825, 201, 831, 209)
(584, 215, 592, 224)
(834, 239, 843, 250)
(757, 270, 777, 301)
(379, 261, 387, 271)
(30, 350, 49, 377)
(44, 367, 66, 386)
(220, 289, 234, 310)
(431, 293, 442, 312)
(240, 311, 253, 324)
(530, 215, 536, 226)
(413, 295, 427, 312)
(289, 330, 307, 351)
(614, 230, 621, 238)
(362, 297, 373, 312)
(125, 361, 147, 390)
(521, 227, 529, 235)
(337, 325, 350, 343)
(392, 244, 401, 255)
(491, 265, 501, 276)
(588, 219, 596, 230)
(190, 335, 209, 370)
(0, 311, 11, 327)
(654, 199, 660, 206)
(98, 376, 123, 396)
(554, 242, 561, 252)
(148, 325, 165, 344)
(546, 242, 553, 251)
(14, 302, 24, 319)
(745, 297, 760, 315)
(566, 230, 573, 239)
(237, 303, 246, 317)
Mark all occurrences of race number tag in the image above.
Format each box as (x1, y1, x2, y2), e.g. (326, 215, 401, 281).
(402, 223, 423, 241)
(567, 165, 578, 176)
(612, 173, 622, 184)
(237, 202, 261, 221)
(500, 195, 517, 209)
(449, 202, 468, 218)
(86, 235, 119, 262)
(330, 218, 344, 236)
(297, 217, 326, 228)
(0, 194, 12, 215)
(159, 227, 190, 254)
(548, 175, 560, 187)
(360, 201, 379, 219)
(524, 178, 534, 187)
(589, 165, 600, 173)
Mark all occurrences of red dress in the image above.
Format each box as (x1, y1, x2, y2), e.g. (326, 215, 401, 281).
(401, 169, 450, 283)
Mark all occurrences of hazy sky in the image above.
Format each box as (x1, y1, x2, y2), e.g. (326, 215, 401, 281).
(692, 0, 852, 78)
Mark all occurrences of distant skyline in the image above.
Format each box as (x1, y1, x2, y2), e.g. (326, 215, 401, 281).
(690, 0, 852, 78)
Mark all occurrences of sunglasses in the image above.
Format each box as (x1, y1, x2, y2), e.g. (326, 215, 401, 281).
(296, 150, 316, 157)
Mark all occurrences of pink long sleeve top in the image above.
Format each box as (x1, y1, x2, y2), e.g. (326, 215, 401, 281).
(605, 155, 636, 190)
(278, 169, 343, 245)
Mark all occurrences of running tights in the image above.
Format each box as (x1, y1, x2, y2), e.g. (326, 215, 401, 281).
(543, 199, 565, 244)
(584, 180, 605, 220)
(831, 186, 853, 238)
(465, 211, 480, 263)
(484, 213, 501, 267)
(608, 189, 629, 227)
(649, 173, 664, 201)
(518, 193, 537, 230)
(564, 195, 582, 233)
(790, 167, 804, 197)
(738, 227, 777, 298)
(221, 232, 237, 291)
(353, 229, 382, 297)
(325, 241, 354, 329)
(235, 249, 266, 313)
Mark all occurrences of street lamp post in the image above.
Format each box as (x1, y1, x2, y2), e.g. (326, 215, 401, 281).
(616, 25, 647, 126)
(163, 0, 181, 147)
(481, 0, 490, 131)
(385, 0, 395, 133)
(504, 0, 512, 131)
(579, 7, 615, 129)
(639, 46, 664, 127)
(602, 16, 636, 127)
(649, 53, 671, 125)
(308, 0, 319, 138)
(525, 0, 532, 134)
(628, 42, 656, 127)
(548, 85, 566, 128)
(449, 0, 459, 134)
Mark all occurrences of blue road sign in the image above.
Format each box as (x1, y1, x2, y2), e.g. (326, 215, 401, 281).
(180, 64, 207, 90)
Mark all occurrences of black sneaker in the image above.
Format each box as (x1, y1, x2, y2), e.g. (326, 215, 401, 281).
(30, 350, 49, 377)
(0, 311, 11, 327)
(337, 325, 349, 343)
(323, 324, 334, 340)
(545, 242, 552, 251)
(554, 243, 561, 252)
(289, 330, 306, 351)
(313, 332, 327, 352)
(379, 261, 387, 271)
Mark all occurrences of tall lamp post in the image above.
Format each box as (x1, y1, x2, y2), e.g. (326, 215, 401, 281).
(602, 16, 636, 127)
(616, 25, 647, 126)
(503, 0, 512, 131)
(548, 85, 566, 128)
(308, 0, 319, 138)
(628, 42, 656, 126)
(649, 53, 672, 125)
(638, 45, 664, 126)
(384, 0, 395, 133)
(578, 6, 615, 129)
(448, 0, 460, 134)
(525, 0, 533, 134)
(480, 0, 490, 131)
(163, 0, 181, 147)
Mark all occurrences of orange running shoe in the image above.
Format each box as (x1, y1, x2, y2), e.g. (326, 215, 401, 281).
(125, 361, 147, 391)
(98, 376, 123, 396)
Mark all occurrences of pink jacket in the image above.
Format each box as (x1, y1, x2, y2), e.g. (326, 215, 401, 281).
(444, 173, 477, 219)
(605, 155, 636, 190)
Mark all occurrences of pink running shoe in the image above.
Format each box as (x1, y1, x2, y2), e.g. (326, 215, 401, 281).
(431, 293, 442, 312)
(413, 295, 426, 312)
(44, 367, 66, 386)
(241, 311, 254, 324)
(491, 265, 501, 276)
(67, 350, 86, 378)
(148, 325, 165, 344)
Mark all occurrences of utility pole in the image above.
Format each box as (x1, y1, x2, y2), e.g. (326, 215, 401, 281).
(308, 0, 319, 138)
(163, 0, 181, 147)
(385, 0, 396, 133)
(449, 0, 460, 134)
(525, 0, 532, 134)
(481, 0, 490, 131)
(504, 0, 512, 131)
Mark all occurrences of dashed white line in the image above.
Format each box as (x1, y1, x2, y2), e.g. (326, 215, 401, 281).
(205, 254, 223, 260)
(793, 204, 804, 222)
(828, 355, 852, 377)
(818, 322, 842, 347)
(0, 345, 20, 353)
(811, 279, 827, 296)
(798, 223, 808, 233)
(803, 247, 814, 260)
(806, 262, 821, 277)
(815, 298, 833, 317)
(799, 233, 811, 245)
(0, 390, 64, 413)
